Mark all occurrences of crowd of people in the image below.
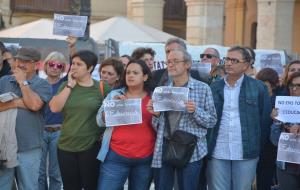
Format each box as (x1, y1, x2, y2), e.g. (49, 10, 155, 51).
(0, 36, 299, 190)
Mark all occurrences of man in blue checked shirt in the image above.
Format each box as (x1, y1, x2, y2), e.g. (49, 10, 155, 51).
(147, 48, 217, 190)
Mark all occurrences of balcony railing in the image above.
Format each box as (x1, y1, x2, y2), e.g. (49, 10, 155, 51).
(10, 0, 71, 13)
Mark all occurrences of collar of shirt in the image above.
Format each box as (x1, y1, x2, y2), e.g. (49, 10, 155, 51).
(224, 74, 244, 88)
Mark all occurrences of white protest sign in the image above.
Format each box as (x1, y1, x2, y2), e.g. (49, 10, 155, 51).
(152, 87, 189, 112)
(118, 42, 286, 72)
(275, 96, 300, 123)
(103, 99, 142, 127)
(277, 132, 300, 164)
(191, 63, 211, 75)
(53, 14, 88, 37)
(257, 52, 284, 75)
(254, 49, 286, 75)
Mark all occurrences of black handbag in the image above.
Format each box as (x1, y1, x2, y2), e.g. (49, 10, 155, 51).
(162, 112, 197, 168)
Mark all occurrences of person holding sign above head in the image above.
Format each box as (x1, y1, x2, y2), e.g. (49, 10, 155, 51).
(147, 48, 217, 190)
(270, 71, 300, 190)
(207, 46, 271, 190)
(49, 50, 109, 190)
(96, 59, 156, 190)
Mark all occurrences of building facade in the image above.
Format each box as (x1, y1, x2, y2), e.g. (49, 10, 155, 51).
(0, 0, 299, 57)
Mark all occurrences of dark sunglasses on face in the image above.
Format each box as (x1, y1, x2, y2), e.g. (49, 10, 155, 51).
(48, 61, 64, 69)
(223, 57, 246, 64)
(200, 54, 218, 59)
(288, 83, 300, 90)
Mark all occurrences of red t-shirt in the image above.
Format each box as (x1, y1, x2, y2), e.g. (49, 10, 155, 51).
(110, 95, 156, 158)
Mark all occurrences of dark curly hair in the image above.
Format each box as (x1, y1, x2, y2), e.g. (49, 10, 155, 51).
(256, 68, 279, 89)
(122, 59, 154, 93)
(131, 47, 156, 60)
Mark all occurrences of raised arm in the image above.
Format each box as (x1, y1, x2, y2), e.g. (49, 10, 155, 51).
(49, 71, 76, 112)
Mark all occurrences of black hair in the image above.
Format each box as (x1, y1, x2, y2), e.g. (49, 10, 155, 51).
(228, 46, 252, 63)
(121, 54, 131, 60)
(287, 71, 300, 87)
(131, 47, 156, 60)
(71, 50, 98, 73)
(122, 59, 154, 93)
(256, 68, 279, 89)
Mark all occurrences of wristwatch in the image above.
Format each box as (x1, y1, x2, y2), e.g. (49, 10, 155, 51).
(20, 80, 29, 87)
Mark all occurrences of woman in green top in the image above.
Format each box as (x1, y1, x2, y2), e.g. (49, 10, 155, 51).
(49, 50, 108, 190)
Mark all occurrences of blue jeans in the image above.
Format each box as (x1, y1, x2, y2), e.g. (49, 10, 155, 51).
(207, 157, 258, 190)
(38, 130, 62, 190)
(153, 160, 202, 190)
(0, 148, 42, 190)
(97, 149, 152, 190)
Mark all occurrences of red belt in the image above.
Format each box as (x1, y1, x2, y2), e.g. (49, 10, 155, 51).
(44, 127, 61, 133)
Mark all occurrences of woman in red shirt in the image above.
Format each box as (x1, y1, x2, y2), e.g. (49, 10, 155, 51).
(96, 59, 155, 190)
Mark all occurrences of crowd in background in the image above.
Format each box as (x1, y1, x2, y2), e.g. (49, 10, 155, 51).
(0, 36, 299, 190)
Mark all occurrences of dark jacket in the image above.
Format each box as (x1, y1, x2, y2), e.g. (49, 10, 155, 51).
(207, 75, 272, 159)
(0, 60, 11, 78)
(152, 68, 210, 87)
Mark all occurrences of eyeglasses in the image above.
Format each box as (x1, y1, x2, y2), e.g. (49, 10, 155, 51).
(200, 54, 218, 59)
(166, 60, 186, 65)
(48, 61, 64, 69)
(289, 68, 300, 73)
(288, 83, 300, 90)
(223, 57, 246, 64)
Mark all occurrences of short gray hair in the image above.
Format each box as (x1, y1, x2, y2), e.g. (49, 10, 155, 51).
(44, 51, 66, 64)
(170, 48, 192, 64)
(165, 38, 187, 50)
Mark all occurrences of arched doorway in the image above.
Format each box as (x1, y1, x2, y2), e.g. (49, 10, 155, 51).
(224, 0, 257, 48)
(163, 0, 187, 39)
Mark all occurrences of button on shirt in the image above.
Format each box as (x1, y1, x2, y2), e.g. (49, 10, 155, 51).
(212, 75, 244, 160)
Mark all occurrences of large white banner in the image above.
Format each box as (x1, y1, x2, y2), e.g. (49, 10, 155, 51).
(118, 42, 286, 73)
(103, 99, 142, 127)
(275, 96, 300, 123)
(152, 86, 189, 112)
(277, 132, 300, 164)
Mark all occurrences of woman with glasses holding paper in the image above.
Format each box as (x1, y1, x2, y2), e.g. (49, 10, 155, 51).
(96, 59, 155, 190)
(270, 71, 300, 190)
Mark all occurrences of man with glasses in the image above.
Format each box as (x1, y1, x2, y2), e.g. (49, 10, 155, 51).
(152, 38, 209, 87)
(200, 48, 222, 84)
(0, 47, 51, 190)
(148, 48, 217, 190)
(206, 46, 271, 190)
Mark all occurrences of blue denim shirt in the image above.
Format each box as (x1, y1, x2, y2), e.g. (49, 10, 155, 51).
(96, 88, 126, 161)
(207, 75, 272, 159)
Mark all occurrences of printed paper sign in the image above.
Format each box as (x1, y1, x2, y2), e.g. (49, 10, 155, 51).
(191, 63, 211, 75)
(152, 87, 189, 112)
(0, 92, 18, 103)
(277, 132, 300, 164)
(53, 14, 88, 37)
(275, 96, 300, 123)
(103, 99, 142, 127)
(259, 53, 283, 75)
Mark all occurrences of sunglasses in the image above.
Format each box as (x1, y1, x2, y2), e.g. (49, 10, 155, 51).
(200, 54, 218, 59)
(288, 83, 300, 90)
(48, 61, 64, 70)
